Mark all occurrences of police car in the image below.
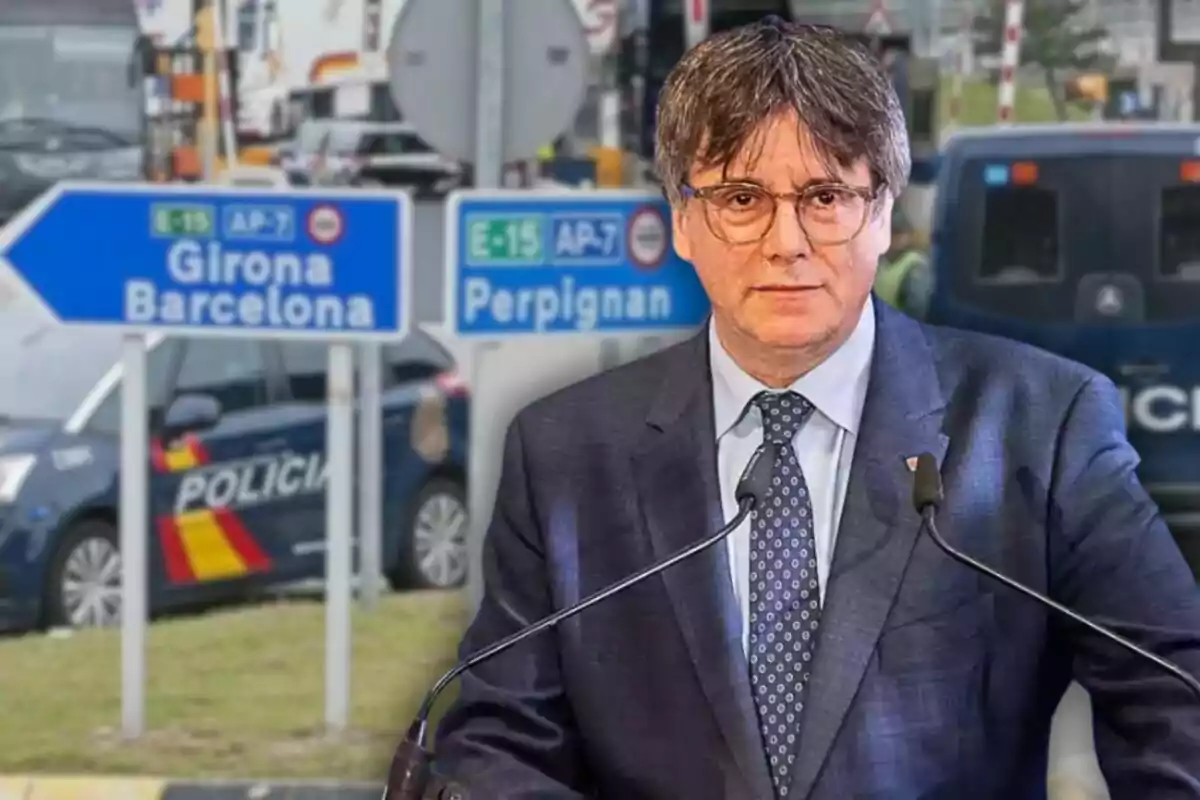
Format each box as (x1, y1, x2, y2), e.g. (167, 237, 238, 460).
(0, 291, 469, 630)
(917, 122, 1200, 573)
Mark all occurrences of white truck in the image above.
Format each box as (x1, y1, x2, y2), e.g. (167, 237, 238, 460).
(137, 0, 614, 143)
(136, 0, 367, 141)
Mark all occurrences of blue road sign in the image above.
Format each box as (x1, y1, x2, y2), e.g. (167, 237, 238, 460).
(446, 190, 710, 337)
(0, 182, 412, 339)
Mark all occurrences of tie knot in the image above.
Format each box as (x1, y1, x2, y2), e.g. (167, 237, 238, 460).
(752, 390, 812, 445)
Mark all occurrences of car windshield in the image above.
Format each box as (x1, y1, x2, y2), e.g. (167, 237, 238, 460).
(0, 23, 141, 146)
(0, 290, 123, 421)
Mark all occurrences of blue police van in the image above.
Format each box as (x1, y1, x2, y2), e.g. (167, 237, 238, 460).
(0, 291, 469, 631)
(911, 122, 1200, 572)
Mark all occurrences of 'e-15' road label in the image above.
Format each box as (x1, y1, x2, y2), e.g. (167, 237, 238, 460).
(465, 212, 629, 267)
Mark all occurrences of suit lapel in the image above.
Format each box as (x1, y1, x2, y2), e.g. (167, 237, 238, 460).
(788, 298, 950, 800)
(630, 331, 776, 800)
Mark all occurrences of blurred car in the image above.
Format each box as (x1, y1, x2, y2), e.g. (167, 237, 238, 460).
(0, 118, 143, 227)
(274, 118, 465, 196)
(0, 293, 469, 631)
(0, 2, 147, 226)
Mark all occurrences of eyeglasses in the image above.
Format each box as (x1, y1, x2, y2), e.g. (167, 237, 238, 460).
(680, 181, 883, 246)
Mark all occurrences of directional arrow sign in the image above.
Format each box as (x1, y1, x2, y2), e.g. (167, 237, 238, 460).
(0, 182, 412, 340)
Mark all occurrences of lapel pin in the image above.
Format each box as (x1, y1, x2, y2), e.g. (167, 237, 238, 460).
(905, 456, 919, 473)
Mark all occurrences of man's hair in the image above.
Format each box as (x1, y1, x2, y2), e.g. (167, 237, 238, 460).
(654, 17, 911, 205)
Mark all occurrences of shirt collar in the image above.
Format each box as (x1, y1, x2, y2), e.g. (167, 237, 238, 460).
(709, 299, 876, 439)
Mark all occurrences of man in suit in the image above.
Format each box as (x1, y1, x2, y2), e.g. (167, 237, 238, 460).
(427, 18, 1200, 799)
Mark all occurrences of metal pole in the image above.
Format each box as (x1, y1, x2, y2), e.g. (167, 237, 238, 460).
(325, 342, 355, 732)
(202, 45, 218, 179)
(209, 0, 239, 172)
(357, 342, 383, 610)
(1191, 62, 1200, 122)
(996, 0, 1025, 124)
(685, 0, 708, 50)
(465, 347, 487, 614)
(352, 0, 386, 611)
(474, 0, 505, 188)
(927, 0, 943, 58)
(598, 1, 622, 155)
(353, 0, 385, 613)
(597, 3, 622, 381)
(945, 6, 970, 137)
(119, 334, 148, 739)
(465, 0, 506, 614)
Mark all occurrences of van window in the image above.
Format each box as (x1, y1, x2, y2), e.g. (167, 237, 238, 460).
(1159, 185, 1200, 282)
(309, 88, 334, 120)
(173, 339, 269, 415)
(978, 185, 1061, 284)
(369, 84, 401, 122)
(384, 333, 454, 386)
(948, 150, 1200, 324)
(363, 131, 435, 156)
(277, 332, 457, 401)
(279, 340, 328, 402)
(85, 339, 183, 434)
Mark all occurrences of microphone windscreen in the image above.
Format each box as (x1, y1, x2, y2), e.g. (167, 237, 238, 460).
(912, 452, 944, 513)
(735, 442, 777, 507)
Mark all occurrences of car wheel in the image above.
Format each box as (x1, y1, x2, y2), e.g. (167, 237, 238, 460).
(395, 478, 468, 590)
(44, 519, 122, 629)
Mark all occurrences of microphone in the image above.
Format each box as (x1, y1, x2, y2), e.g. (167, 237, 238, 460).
(911, 452, 1200, 700)
(385, 442, 780, 799)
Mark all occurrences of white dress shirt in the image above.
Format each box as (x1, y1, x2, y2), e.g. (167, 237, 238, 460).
(709, 300, 876, 655)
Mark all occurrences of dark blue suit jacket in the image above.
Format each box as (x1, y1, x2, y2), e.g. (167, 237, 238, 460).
(430, 297, 1200, 799)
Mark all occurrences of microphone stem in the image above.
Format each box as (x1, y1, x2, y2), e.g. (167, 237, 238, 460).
(412, 498, 757, 746)
(920, 509, 1200, 701)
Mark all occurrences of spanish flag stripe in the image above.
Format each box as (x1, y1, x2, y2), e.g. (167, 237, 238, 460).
(211, 507, 272, 571)
(164, 448, 198, 471)
(150, 440, 169, 472)
(185, 434, 211, 466)
(175, 509, 247, 581)
(156, 515, 196, 584)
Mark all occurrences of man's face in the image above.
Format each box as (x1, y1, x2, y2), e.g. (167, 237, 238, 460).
(671, 111, 893, 355)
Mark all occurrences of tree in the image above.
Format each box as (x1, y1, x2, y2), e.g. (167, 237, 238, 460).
(972, 0, 1110, 120)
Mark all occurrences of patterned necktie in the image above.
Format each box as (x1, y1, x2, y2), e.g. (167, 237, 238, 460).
(748, 390, 822, 798)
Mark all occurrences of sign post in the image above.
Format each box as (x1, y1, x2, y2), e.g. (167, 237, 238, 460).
(358, 339, 384, 611)
(355, 0, 390, 616)
(0, 182, 412, 737)
(325, 339, 354, 730)
(389, 0, 593, 611)
(119, 332, 148, 737)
